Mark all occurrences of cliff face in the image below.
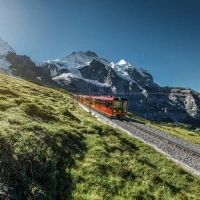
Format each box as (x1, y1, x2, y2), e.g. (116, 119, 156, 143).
(6, 52, 43, 81)
(127, 87, 200, 127)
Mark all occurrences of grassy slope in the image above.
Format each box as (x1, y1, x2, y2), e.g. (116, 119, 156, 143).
(0, 73, 200, 200)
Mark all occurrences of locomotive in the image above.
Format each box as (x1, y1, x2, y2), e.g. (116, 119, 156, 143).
(74, 95, 128, 118)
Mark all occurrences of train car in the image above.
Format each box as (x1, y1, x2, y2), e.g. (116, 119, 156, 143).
(74, 95, 128, 118)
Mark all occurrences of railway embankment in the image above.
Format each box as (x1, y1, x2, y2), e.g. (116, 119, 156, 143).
(78, 101, 200, 177)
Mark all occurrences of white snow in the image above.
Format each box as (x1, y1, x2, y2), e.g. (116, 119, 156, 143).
(61, 51, 110, 69)
(0, 57, 11, 70)
(117, 59, 127, 65)
(36, 76, 42, 81)
(35, 51, 110, 78)
(0, 37, 15, 74)
(0, 37, 15, 55)
(142, 89, 148, 97)
(108, 59, 148, 91)
(110, 59, 132, 81)
(87, 79, 109, 87)
(53, 73, 75, 81)
(137, 68, 147, 77)
(53, 72, 110, 88)
(34, 60, 44, 67)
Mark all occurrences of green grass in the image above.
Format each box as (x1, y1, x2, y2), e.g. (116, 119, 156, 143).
(0, 73, 200, 200)
(129, 113, 200, 146)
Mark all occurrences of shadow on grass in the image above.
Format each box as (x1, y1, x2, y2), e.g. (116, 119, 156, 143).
(0, 130, 87, 200)
(136, 154, 157, 169)
(152, 174, 181, 195)
(0, 88, 19, 98)
(117, 136, 139, 152)
(0, 137, 17, 199)
(125, 116, 146, 124)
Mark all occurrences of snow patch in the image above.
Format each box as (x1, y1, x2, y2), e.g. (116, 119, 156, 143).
(34, 60, 44, 67)
(137, 68, 147, 78)
(35, 51, 111, 79)
(0, 37, 15, 55)
(53, 72, 110, 88)
(34, 51, 150, 91)
(142, 89, 148, 97)
(109, 59, 148, 87)
(117, 59, 126, 65)
(0, 56, 12, 75)
(0, 37, 15, 74)
(36, 76, 42, 81)
(110, 60, 132, 81)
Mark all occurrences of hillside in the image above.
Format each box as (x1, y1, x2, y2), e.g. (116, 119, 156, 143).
(0, 73, 200, 199)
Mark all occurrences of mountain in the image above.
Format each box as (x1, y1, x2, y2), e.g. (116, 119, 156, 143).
(0, 37, 200, 127)
(34, 51, 158, 95)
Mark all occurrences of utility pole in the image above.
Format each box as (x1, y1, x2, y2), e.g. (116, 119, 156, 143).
(89, 80, 91, 113)
(88, 65, 91, 113)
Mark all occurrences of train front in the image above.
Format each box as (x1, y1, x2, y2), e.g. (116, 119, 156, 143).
(113, 97, 128, 118)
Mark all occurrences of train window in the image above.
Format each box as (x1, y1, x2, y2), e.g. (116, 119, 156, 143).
(105, 101, 112, 109)
(114, 101, 122, 108)
(122, 101, 127, 112)
(94, 99, 99, 105)
(95, 99, 105, 106)
(101, 100, 105, 106)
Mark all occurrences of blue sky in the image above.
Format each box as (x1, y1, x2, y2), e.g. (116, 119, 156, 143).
(0, 0, 200, 91)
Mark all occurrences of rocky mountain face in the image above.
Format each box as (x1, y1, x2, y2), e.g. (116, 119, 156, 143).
(0, 37, 200, 127)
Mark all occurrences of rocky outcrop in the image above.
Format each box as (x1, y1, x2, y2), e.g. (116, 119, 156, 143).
(127, 87, 200, 127)
(6, 52, 43, 81)
(42, 62, 70, 78)
(5, 52, 61, 88)
(79, 60, 141, 94)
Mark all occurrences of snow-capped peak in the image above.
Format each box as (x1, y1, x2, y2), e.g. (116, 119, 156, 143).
(117, 59, 127, 65)
(61, 51, 110, 67)
(110, 60, 132, 81)
(34, 51, 110, 78)
(0, 37, 15, 56)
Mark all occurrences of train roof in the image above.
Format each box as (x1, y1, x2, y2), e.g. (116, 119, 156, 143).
(93, 96, 114, 101)
(93, 96, 127, 101)
(75, 95, 127, 101)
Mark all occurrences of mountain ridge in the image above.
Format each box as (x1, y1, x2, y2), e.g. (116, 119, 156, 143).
(0, 37, 200, 126)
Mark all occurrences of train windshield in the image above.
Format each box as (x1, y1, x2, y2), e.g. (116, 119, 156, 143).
(114, 100, 127, 112)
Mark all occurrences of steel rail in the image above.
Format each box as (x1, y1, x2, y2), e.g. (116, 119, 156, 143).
(110, 119, 200, 171)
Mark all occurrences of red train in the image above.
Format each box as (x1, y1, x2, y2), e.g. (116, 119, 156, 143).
(74, 95, 128, 118)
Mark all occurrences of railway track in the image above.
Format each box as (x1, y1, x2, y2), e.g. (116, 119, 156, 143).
(110, 118, 200, 172)
(78, 101, 200, 174)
